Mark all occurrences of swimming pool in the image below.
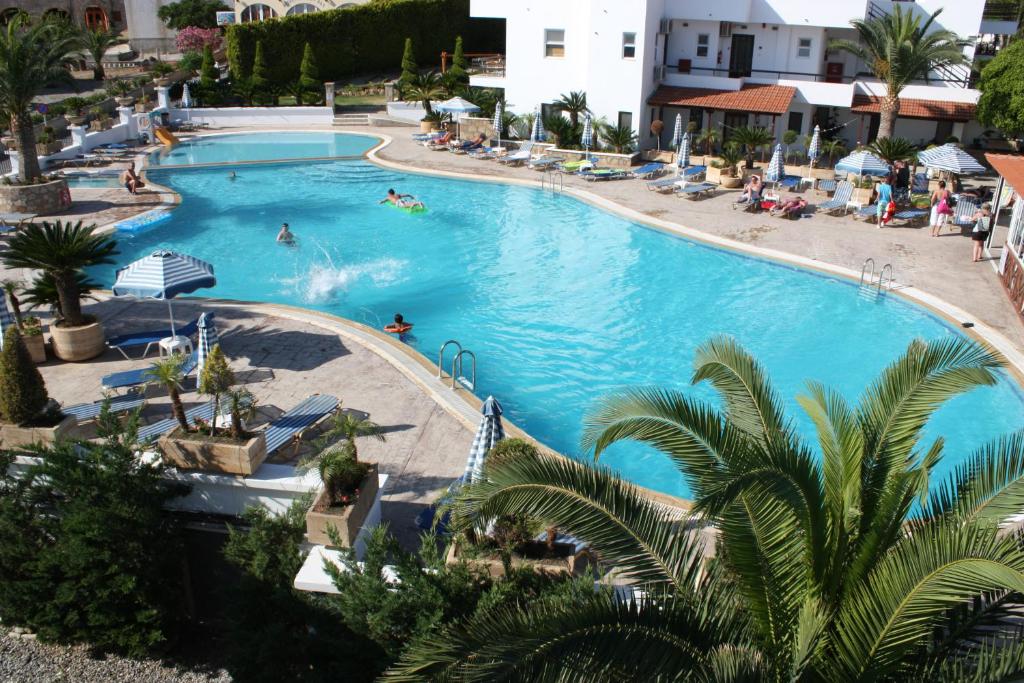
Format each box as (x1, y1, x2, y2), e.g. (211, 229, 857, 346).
(107, 132, 1024, 499)
(147, 131, 377, 167)
(63, 175, 122, 189)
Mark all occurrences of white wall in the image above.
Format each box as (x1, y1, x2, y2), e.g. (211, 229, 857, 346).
(124, 0, 177, 41)
(166, 463, 322, 517)
(170, 106, 334, 127)
(662, 0, 867, 28)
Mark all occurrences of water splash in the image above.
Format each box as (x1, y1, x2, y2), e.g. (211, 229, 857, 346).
(275, 241, 406, 303)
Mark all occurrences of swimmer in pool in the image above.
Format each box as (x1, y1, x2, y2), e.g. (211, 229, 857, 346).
(384, 313, 413, 333)
(379, 188, 424, 209)
(228, 171, 237, 181)
(276, 222, 295, 245)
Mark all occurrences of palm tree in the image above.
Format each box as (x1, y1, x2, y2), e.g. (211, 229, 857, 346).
(730, 125, 775, 168)
(697, 126, 720, 156)
(386, 336, 1024, 681)
(542, 114, 576, 148)
(81, 27, 121, 81)
(868, 136, 918, 165)
(553, 90, 589, 128)
(830, 5, 969, 141)
(404, 71, 445, 114)
(318, 411, 385, 463)
(599, 123, 636, 154)
(145, 355, 190, 432)
(820, 138, 848, 167)
(0, 15, 81, 181)
(2, 221, 118, 327)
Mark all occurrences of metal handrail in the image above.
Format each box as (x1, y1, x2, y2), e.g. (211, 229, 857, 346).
(438, 340, 462, 379)
(878, 263, 894, 292)
(860, 258, 875, 287)
(451, 350, 476, 391)
(542, 170, 564, 192)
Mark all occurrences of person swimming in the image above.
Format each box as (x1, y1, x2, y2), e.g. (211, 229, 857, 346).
(379, 188, 425, 209)
(276, 222, 295, 245)
(228, 171, 237, 181)
(383, 312, 413, 334)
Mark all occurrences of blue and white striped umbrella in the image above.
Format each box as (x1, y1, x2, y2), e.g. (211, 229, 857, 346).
(181, 82, 192, 109)
(0, 290, 14, 351)
(492, 100, 503, 150)
(676, 131, 691, 169)
(531, 107, 545, 142)
(917, 144, 985, 175)
(196, 312, 219, 376)
(436, 96, 481, 115)
(581, 114, 593, 151)
(835, 150, 890, 177)
(765, 143, 785, 183)
(112, 250, 216, 337)
(807, 125, 821, 165)
(671, 113, 683, 150)
(463, 395, 505, 483)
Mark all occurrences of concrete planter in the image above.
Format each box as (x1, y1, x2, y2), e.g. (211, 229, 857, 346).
(51, 319, 105, 362)
(641, 149, 675, 163)
(22, 333, 45, 364)
(851, 187, 874, 205)
(0, 178, 71, 215)
(445, 540, 588, 578)
(89, 119, 112, 132)
(419, 120, 438, 133)
(159, 430, 268, 475)
(706, 165, 740, 186)
(0, 414, 76, 450)
(115, 97, 135, 107)
(35, 141, 61, 156)
(305, 462, 379, 547)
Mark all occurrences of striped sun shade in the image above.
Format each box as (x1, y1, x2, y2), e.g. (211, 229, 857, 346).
(0, 290, 14, 350)
(463, 396, 505, 483)
(112, 250, 216, 300)
(917, 144, 985, 175)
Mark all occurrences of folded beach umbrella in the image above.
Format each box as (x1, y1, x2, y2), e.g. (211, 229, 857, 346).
(196, 312, 219, 376)
(765, 143, 785, 183)
(835, 150, 890, 177)
(807, 125, 821, 166)
(181, 82, 193, 109)
(531, 107, 546, 142)
(676, 131, 691, 170)
(0, 290, 14, 351)
(492, 100, 503, 149)
(581, 113, 593, 153)
(671, 113, 683, 150)
(112, 250, 216, 337)
(463, 395, 505, 483)
(917, 144, 985, 175)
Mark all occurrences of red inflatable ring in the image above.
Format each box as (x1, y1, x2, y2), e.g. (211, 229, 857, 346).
(383, 323, 413, 334)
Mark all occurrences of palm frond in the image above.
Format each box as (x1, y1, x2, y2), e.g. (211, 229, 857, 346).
(922, 628, 1024, 683)
(927, 430, 1024, 526)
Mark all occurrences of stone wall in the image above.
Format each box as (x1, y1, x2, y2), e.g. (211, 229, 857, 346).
(0, 179, 71, 215)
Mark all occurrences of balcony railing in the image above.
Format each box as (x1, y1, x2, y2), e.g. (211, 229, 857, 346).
(662, 63, 974, 88)
(439, 51, 505, 78)
(984, 1, 1021, 21)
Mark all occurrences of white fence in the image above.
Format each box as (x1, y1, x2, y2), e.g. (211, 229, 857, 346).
(169, 106, 334, 128)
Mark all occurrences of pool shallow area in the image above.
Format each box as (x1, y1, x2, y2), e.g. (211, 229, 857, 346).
(147, 131, 378, 167)
(108, 132, 1024, 500)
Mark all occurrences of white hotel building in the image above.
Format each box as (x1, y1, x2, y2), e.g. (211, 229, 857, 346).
(469, 0, 1019, 150)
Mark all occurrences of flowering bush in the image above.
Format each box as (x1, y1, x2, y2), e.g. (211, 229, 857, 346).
(176, 26, 222, 54)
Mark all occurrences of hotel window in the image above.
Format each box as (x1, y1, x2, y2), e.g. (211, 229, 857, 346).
(618, 111, 633, 131)
(545, 29, 565, 58)
(797, 37, 812, 58)
(622, 32, 636, 59)
(696, 34, 709, 58)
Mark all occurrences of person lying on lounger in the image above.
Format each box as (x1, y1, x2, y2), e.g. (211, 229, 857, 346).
(461, 133, 486, 150)
(770, 196, 807, 218)
(379, 188, 425, 209)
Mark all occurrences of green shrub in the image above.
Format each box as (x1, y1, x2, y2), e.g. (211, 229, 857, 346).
(226, 0, 504, 85)
(298, 42, 321, 104)
(0, 326, 49, 425)
(399, 37, 416, 88)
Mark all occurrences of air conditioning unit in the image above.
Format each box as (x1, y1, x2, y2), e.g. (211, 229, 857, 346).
(659, 18, 672, 34)
(653, 64, 666, 81)
(719, 21, 732, 38)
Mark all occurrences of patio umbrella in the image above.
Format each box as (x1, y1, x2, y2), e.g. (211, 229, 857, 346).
(112, 250, 216, 338)
(917, 144, 985, 175)
(181, 82, 192, 109)
(463, 395, 505, 483)
(835, 150, 890, 177)
(765, 143, 785, 183)
(492, 100, 503, 150)
(196, 312, 219, 376)
(807, 125, 821, 167)
(531, 107, 545, 142)
(671, 113, 683, 150)
(581, 113, 593, 154)
(0, 290, 14, 351)
(676, 131, 690, 170)
(436, 96, 481, 138)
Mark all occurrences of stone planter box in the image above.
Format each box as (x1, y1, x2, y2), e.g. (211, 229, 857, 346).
(851, 187, 874, 205)
(0, 178, 71, 216)
(419, 120, 438, 133)
(35, 142, 61, 156)
(23, 333, 45, 364)
(89, 120, 112, 132)
(305, 462, 379, 547)
(0, 414, 76, 450)
(159, 430, 268, 475)
(706, 165, 740, 186)
(642, 149, 675, 163)
(51, 319, 104, 361)
(445, 540, 588, 578)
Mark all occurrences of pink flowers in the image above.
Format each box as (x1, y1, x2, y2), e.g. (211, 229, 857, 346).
(176, 27, 223, 54)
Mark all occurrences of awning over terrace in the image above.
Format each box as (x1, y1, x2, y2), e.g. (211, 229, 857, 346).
(850, 95, 976, 122)
(648, 84, 797, 116)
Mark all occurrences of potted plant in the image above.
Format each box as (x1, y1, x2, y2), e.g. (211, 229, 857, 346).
(19, 316, 45, 364)
(0, 326, 74, 447)
(303, 410, 385, 547)
(445, 512, 587, 579)
(707, 142, 743, 188)
(2, 221, 118, 362)
(34, 127, 60, 155)
(62, 96, 88, 125)
(107, 78, 136, 107)
(851, 175, 876, 205)
(88, 106, 111, 131)
(150, 61, 175, 87)
(157, 345, 265, 474)
(420, 110, 446, 133)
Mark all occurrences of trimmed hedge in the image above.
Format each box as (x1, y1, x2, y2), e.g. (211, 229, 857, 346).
(226, 0, 504, 84)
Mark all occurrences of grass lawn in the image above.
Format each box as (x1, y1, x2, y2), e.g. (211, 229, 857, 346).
(274, 94, 385, 107)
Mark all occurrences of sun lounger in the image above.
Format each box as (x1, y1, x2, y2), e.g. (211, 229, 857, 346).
(912, 173, 929, 194)
(63, 393, 146, 422)
(412, 131, 444, 141)
(891, 209, 929, 226)
(681, 165, 706, 181)
(263, 393, 340, 456)
(527, 156, 562, 170)
(497, 142, 535, 166)
(631, 162, 664, 179)
(853, 204, 878, 221)
(815, 179, 838, 194)
(107, 316, 203, 360)
(815, 181, 854, 214)
(647, 175, 683, 192)
(467, 147, 500, 160)
(0, 212, 37, 230)
(677, 182, 717, 200)
(101, 351, 200, 391)
(579, 168, 629, 181)
(953, 196, 980, 227)
(779, 175, 802, 190)
(425, 134, 454, 150)
(136, 400, 217, 445)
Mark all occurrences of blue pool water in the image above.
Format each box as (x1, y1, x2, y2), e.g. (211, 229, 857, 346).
(108, 132, 1024, 499)
(147, 131, 377, 167)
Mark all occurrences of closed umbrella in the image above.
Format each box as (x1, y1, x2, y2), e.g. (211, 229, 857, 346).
(436, 96, 481, 139)
(765, 143, 785, 183)
(0, 290, 14, 351)
(493, 100, 503, 151)
(917, 144, 985, 175)
(671, 113, 683, 150)
(531, 107, 545, 142)
(463, 395, 505, 483)
(581, 113, 593, 154)
(835, 150, 890, 177)
(112, 250, 216, 337)
(676, 131, 690, 170)
(196, 312, 219, 376)
(181, 82, 193, 109)
(807, 125, 821, 167)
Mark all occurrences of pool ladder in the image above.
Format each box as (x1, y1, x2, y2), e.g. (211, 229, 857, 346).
(438, 340, 476, 392)
(541, 170, 564, 193)
(859, 258, 894, 294)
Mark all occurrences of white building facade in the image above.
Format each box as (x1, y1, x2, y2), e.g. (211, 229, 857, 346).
(470, 0, 1017, 150)
(233, 0, 368, 24)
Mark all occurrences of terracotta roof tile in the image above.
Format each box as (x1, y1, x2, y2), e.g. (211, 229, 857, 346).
(986, 153, 1024, 193)
(850, 95, 976, 122)
(648, 84, 797, 116)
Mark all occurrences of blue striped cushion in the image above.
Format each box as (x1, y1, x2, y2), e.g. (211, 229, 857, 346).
(264, 394, 339, 454)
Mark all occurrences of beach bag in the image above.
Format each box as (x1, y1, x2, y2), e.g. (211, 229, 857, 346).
(883, 201, 896, 224)
(937, 192, 952, 215)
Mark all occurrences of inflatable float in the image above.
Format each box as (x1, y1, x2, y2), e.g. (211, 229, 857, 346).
(383, 322, 413, 334)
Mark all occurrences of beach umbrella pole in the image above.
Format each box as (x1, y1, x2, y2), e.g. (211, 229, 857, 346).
(167, 299, 177, 338)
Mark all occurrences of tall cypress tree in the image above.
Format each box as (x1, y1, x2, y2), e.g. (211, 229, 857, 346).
(0, 326, 49, 426)
(251, 40, 270, 103)
(447, 35, 468, 86)
(399, 37, 417, 88)
(299, 42, 321, 104)
(199, 43, 218, 92)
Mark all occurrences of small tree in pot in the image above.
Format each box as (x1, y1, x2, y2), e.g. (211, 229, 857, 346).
(0, 326, 70, 443)
(146, 354, 191, 432)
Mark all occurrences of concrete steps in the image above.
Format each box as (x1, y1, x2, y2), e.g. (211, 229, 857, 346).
(333, 113, 370, 126)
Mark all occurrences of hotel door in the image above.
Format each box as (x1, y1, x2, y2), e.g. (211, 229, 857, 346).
(729, 34, 755, 78)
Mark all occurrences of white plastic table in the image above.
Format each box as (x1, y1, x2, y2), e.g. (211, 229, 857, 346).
(158, 335, 193, 358)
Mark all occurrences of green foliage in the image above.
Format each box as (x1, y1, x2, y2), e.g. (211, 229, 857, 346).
(177, 50, 202, 73)
(250, 40, 270, 103)
(0, 326, 49, 425)
(0, 423, 189, 655)
(730, 125, 774, 168)
(197, 343, 233, 432)
(1, 221, 118, 327)
(782, 129, 798, 146)
(317, 444, 369, 504)
(145, 354, 190, 432)
(599, 123, 637, 154)
(298, 42, 321, 104)
(226, 0, 504, 85)
(977, 38, 1024, 135)
(820, 137, 849, 166)
(158, 0, 229, 30)
(542, 113, 577, 148)
(404, 71, 444, 115)
(697, 126, 720, 155)
(318, 409, 386, 463)
(868, 136, 918, 165)
(444, 35, 467, 89)
(81, 28, 120, 81)
(553, 90, 589, 128)
(399, 37, 417, 88)
(199, 43, 217, 88)
(17, 270, 99, 321)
